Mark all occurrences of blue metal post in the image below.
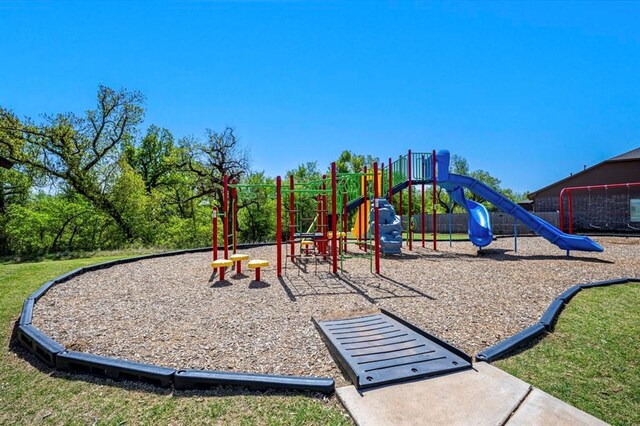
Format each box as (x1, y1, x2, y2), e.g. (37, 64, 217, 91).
(448, 208, 453, 247)
(514, 218, 518, 254)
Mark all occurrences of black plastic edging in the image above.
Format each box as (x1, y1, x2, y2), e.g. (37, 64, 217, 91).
(54, 267, 85, 284)
(19, 298, 34, 326)
(173, 369, 335, 394)
(16, 324, 65, 367)
(556, 285, 582, 303)
(539, 298, 565, 330)
(475, 323, 546, 362)
(28, 280, 56, 302)
(579, 278, 629, 288)
(27, 267, 84, 301)
(56, 351, 175, 388)
(16, 242, 336, 394)
(476, 277, 639, 362)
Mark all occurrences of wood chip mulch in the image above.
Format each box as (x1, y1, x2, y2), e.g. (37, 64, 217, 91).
(32, 236, 640, 387)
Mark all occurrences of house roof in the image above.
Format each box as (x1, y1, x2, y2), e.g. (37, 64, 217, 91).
(528, 146, 640, 198)
(608, 146, 640, 162)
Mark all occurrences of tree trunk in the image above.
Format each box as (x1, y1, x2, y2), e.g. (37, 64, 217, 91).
(70, 179, 136, 242)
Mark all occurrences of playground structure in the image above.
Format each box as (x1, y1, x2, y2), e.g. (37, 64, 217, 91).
(18, 149, 630, 401)
(210, 149, 604, 281)
(559, 182, 640, 234)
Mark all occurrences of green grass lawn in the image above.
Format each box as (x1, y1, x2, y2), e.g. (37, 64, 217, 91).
(0, 255, 350, 425)
(496, 284, 640, 426)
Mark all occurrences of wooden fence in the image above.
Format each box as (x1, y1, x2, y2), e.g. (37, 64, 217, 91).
(405, 211, 560, 236)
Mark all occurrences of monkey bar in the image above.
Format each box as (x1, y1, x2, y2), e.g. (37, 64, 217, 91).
(215, 149, 443, 279)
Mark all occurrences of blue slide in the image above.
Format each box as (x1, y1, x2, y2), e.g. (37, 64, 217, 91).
(446, 186, 493, 248)
(443, 173, 603, 252)
(436, 150, 603, 253)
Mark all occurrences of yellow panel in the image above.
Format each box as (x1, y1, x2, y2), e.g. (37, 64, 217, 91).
(211, 259, 233, 268)
(248, 259, 270, 268)
(351, 199, 370, 239)
(230, 253, 250, 261)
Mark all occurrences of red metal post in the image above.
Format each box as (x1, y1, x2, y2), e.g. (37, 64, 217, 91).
(432, 150, 437, 251)
(559, 189, 565, 232)
(316, 192, 322, 235)
(289, 175, 295, 261)
(212, 206, 218, 261)
(363, 166, 368, 253)
(380, 163, 384, 199)
(331, 162, 338, 273)
(358, 174, 363, 249)
(321, 175, 327, 256)
(398, 156, 403, 217)
(408, 149, 412, 251)
(388, 157, 392, 200)
(568, 190, 574, 234)
(276, 176, 282, 277)
(232, 184, 237, 255)
(373, 161, 380, 274)
(421, 155, 425, 248)
(223, 175, 229, 260)
(342, 191, 348, 253)
(313, 186, 322, 253)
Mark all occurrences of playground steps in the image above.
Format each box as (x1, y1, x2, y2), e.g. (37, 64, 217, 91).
(313, 310, 472, 389)
(336, 362, 607, 426)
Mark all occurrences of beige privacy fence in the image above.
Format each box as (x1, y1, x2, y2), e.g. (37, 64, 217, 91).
(405, 212, 560, 235)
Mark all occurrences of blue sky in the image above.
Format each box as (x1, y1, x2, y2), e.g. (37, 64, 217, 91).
(1, 1, 639, 193)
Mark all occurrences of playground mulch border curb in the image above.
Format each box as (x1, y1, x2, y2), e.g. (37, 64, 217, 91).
(475, 277, 640, 362)
(20, 237, 640, 392)
(15, 244, 335, 395)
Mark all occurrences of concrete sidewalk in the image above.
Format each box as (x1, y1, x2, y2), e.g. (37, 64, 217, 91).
(336, 362, 607, 426)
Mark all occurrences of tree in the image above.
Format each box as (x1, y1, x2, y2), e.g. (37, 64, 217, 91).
(183, 127, 250, 209)
(109, 159, 159, 244)
(236, 171, 276, 243)
(450, 154, 470, 175)
(0, 156, 13, 169)
(434, 154, 523, 213)
(336, 150, 361, 173)
(4, 192, 118, 256)
(0, 167, 31, 255)
(435, 154, 469, 213)
(0, 85, 145, 240)
(124, 125, 182, 193)
(334, 150, 378, 174)
(287, 161, 322, 182)
(285, 162, 323, 237)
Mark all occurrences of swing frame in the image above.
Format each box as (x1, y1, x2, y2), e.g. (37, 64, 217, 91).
(559, 182, 640, 233)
